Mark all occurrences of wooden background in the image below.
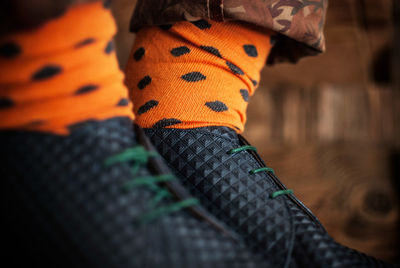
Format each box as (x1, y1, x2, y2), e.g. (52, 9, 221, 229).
(245, 0, 400, 262)
(110, 0, 400, 263)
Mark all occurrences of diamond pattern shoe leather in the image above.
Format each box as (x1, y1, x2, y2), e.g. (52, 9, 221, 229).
(145, 126, 396, 267)
(1, 118, 270, 268)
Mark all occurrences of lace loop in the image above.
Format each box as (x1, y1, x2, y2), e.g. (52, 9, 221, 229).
(270, 189, 294, 199)
(227, 145, 257, 154)
(250, 167, 275, 175)
(105, 146, 158, 174)
(123, 174, 175, 191)
(140, 198, 199, 224)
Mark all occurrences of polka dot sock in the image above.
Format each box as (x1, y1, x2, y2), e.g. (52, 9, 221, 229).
(0, 1, 133, 135)
(125, 20, 272, 132)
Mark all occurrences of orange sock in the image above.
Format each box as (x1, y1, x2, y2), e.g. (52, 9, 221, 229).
(125, 20, 272, 132)
(0, 2, 133, 135)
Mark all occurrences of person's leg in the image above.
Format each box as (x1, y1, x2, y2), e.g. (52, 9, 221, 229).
(0, 3, 269, 267)
(124, 21, 296, 267)
(125, 20, 394, 267)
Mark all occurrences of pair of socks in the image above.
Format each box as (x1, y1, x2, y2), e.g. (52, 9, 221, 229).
(0, 2, 271, 134)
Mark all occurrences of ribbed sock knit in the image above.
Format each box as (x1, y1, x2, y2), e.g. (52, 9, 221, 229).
(0, 1, 133, 135)
(125, 20, 272, 132)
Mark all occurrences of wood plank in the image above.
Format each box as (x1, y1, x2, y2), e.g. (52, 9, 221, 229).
(245, 86, 398, 145)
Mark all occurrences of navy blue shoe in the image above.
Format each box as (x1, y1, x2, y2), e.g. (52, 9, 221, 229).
(1, 118, 271, 268)
(145, 126, 396, 268)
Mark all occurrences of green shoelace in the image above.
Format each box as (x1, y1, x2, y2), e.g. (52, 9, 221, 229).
(228, 145, 294, 199)
(105, 146, 198, 223)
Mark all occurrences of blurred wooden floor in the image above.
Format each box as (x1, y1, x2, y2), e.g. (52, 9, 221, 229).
(243, 0, 400, 262)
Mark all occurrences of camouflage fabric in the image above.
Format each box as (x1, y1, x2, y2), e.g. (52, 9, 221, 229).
(130, 0, 328, 64)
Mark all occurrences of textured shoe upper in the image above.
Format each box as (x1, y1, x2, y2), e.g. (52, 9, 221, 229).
(1, 118, 267, 268)
(144, 126, 395, 268)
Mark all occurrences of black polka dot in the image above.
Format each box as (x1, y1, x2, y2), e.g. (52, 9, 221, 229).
(134, 47, 145, 61)
(75, 38, 96, 48)
(191, 20, 211, 30)
(251, 79, 258, 86)
(75, 84, 99, 95)
(200, 46, 222, 58)
(138, 100, 159, 115)
(32, 65, 62, 81)
(240, 89, 249, 102)
(117, 98, 130, 106)
(243, 44, 258, 57)
(159, 24, 173, 30)
(137, 75, 152, 89)
(170, 46, 191, 57)
(105, 40, 114, 54)
(0, 42, 21, 58)
(103, 0, 111, 9)
(181, 72, 206, 82)
(226, 61, 244, 75)
(153, 118, 182, 128)
(0, 97, 14, 109)
(205, 101, 228, 112)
